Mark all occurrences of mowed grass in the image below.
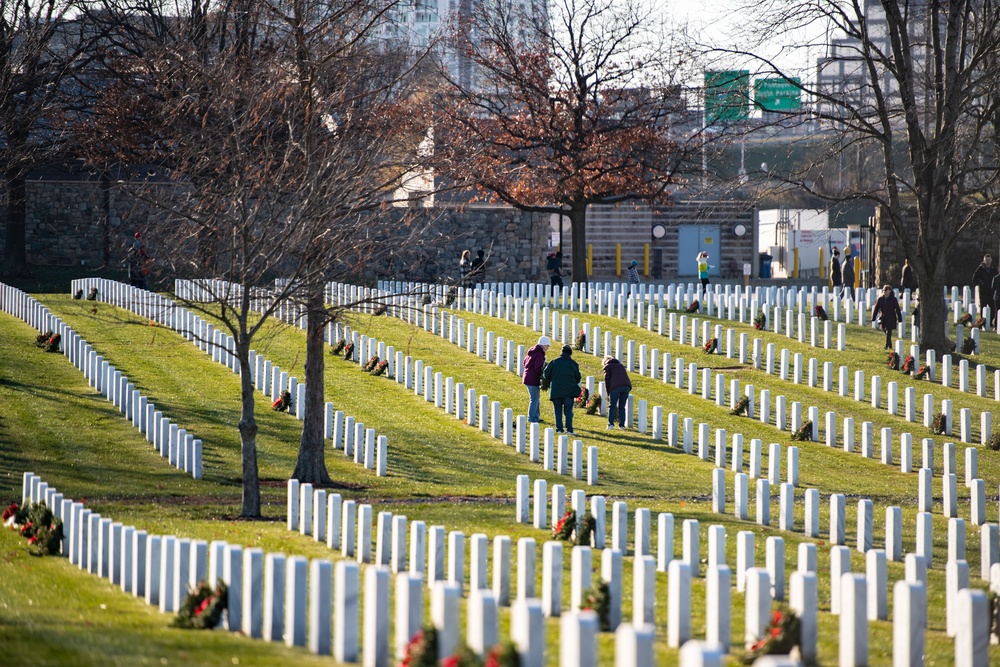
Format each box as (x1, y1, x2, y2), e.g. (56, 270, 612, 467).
(0, 286, 996, 665)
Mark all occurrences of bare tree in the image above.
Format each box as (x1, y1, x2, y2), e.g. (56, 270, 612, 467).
(729, 0, 1000, 354)
(82, 0, 431, 514)
(432, 0, 700, 283)
(1, 0, 94, 276)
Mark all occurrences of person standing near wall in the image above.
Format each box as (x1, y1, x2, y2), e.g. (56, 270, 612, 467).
(696, 252, 712, 295)
(127, 232, 152, 290)
(830, 247, 842, 292)
(460, 249, 473, 289)
(841, 250, 855, 300)
(627, 259, 640, 295)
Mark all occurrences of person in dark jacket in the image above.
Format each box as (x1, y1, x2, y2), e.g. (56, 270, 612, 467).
(901, 258, 918, 293)
(523, 336, 550, 423)
(972, 254, 998, 326)
(872, 285, 903, 349)
(992, 273, 1000, 330)
(541, 345, 582, 434)
(830, 247, 842, 292)
(841, 252, 855, 300)
(602, 356, 632, 430)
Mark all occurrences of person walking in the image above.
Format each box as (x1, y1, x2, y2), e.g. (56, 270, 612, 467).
(872, 285, 903, 350)
(830, 247, 842, 293)
(992, 272, 1000, 331)
(696, 252, 712, 295)
(841, 251, 855, 300)
(972, 253, 998, 326)
(522, 336, 550, 424)
(460, 249, 474, 289)
(602, 356, 632, 430)
(541, 345, 582, 434)
(627, 259, 640, 295)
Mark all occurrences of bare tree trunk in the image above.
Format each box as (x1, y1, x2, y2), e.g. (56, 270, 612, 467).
(569, 204, 587, 284)
(918, 275, 952, 356)
(293, 287, 332, 484)
(237, 343, 261, 517)
(2, 173, 29, 276)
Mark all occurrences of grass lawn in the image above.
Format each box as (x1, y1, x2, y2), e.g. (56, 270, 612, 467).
(0, 282, 996, 665)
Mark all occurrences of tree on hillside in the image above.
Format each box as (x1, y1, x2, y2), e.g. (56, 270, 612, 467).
(432, 0, 700, 283)
(82, 0, 432, 515)
(730, 0, 1000, 354)
(1, 0, 94, 276)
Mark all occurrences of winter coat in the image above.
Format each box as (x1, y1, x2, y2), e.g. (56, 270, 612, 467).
(603, 359, 632, 392)
(972, 263, 998, 305)
(541, 351, 582, 400)
(901, 264, 917, 291)
(992, 274, 1000, 304)
(842, 257, 855, 286)
(872, 294, 903, 332)
(830, 256, 842, 287)
(522, 344, 547, 387)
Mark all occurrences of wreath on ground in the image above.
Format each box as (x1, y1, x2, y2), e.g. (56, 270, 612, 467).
(576, 512, 596, 546)
(4, 501, 63, 556)
(581, 581, 612, 631)
(814, 305, 828, 321)
(901, 355, 914, 374)
(34, 331, 60, 352)
(373, 305, 388, 316)
(932, 412, 948, 435)
(791, 420, 813, 442)
(753, 312, 767, 330)
(887, 352, 900, 370)
(685, 300, 700, 313)
(958, 313, 973, 327)
(585, 394, 602, 415)
(372, 360, 389, 377)
(742, 607, 801, 664)
(86, 287, 98, 301)
(553, 509, 576, 541)
(342, 342, 355, 360)
(962, 338, 976, 355)
(272, 390, 291, 412)
(974, 316, 987, 329)
(173, 580, 228, 629)
(989, 592, 1000, 645)
(575, 387, 590, 408)
(914, 364, 931, 380)
(703, 337, 718, 354)
(73, 289, 84, 300)
(986, 432, 1000, 452)
(730, 395, 750, 417)
(398, 626, 438, 667)
(362, 355, 380, 373)
(330, 339, 346, 356)
(575, 332, 587, 351)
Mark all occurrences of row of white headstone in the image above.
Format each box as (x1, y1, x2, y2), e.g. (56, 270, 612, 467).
(418, 281, 999, 474)
(287, 480, 716, 667)
(73, 278, 389, 477)
(1, 281, 203, 479)
(328, 319, 599, 484)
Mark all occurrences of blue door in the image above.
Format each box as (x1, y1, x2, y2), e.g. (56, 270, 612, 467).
(677, 225, 721, 276)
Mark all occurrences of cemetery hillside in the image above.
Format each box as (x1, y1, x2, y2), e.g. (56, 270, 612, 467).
(2, 275, 1000, 666)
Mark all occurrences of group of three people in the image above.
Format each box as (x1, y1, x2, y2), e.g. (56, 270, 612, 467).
(522, 336, 633, 433)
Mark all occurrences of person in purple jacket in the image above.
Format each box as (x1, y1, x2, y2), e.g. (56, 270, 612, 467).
(523, 335, 550, 423)
(602, 356, 632, 430)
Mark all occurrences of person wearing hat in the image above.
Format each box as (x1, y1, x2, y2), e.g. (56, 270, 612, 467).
(627, 259, 641, 295)
(602, 356, 632, 430)
(523, 335, 551, 423)
(696, 251, 713, 295)
(541, 344, 582, 434)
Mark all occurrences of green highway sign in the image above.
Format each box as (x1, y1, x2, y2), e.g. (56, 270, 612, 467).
(754, 77, 802, 113)
(704, 70, 750, 124)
